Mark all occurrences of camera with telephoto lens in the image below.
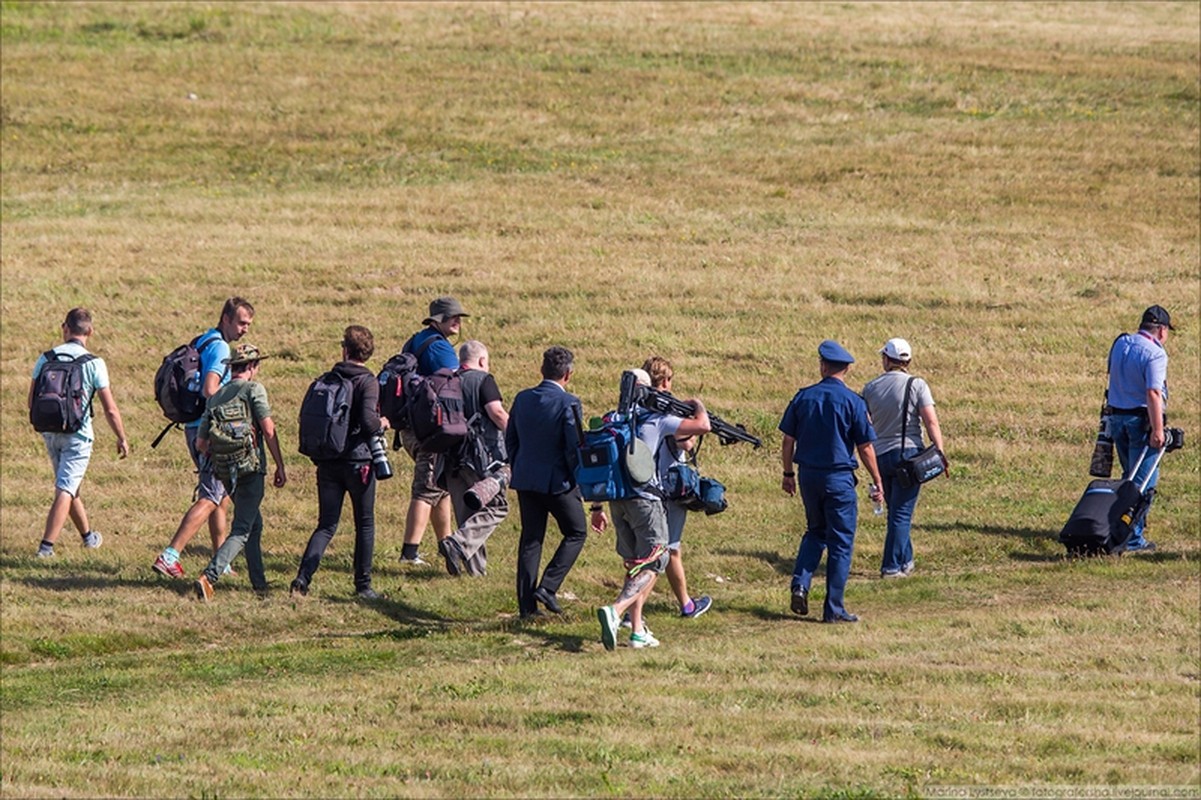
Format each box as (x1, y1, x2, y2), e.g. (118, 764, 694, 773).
(369, 433, 393, 480)
(1164, 427, 1184, 452)
(465, 461, 508, 511)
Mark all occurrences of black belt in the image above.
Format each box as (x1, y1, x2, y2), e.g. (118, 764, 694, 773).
(1107, 406, 1148, 418)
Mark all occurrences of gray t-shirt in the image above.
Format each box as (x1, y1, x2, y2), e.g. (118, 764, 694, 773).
(862, 371, 934, 456)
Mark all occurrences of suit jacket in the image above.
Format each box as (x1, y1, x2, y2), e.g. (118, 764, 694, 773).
(506, 379, 582, 495)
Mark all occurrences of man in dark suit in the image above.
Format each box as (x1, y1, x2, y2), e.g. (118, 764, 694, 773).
(505, 346, 607, 619)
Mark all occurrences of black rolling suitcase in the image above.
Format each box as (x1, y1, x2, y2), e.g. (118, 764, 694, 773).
(1059, 446, 1164, 556)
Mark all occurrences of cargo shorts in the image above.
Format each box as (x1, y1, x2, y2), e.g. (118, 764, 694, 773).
(400, 428, 449, 505)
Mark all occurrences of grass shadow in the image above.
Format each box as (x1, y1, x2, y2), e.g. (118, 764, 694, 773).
(713, 547, 811, 578)
(924, 521, 1055, 541)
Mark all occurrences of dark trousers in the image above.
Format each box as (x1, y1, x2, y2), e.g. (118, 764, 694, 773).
(296, 461, 377, 592)
(515, 488, 587, 616)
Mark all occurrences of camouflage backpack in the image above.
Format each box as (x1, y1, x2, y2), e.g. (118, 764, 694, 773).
(206, 387, 260, 479)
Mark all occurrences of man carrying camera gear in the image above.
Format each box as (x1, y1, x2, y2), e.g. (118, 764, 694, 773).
(643, 357, 713, 620)
(596, 368, 711, 651)
(397, 296, 467, 566)
(439, 340, 509, 577)
(193, 343, 287, 602)
(153, 298, 255, 580)
(779, 340, 883, 624)
(30, 307, 129, 557)
(1106, 305, 1175, 553)
(291, 326, 388, 600)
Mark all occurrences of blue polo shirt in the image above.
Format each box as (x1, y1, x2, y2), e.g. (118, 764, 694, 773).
(404, 328, 458, 375)
(1107, 331, 1168, 410)
(779, 377, 876, 471)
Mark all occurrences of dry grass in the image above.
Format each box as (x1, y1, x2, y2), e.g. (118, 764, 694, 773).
(1, 2, 1198, 797)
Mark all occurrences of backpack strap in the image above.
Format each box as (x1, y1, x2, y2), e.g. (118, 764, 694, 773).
(899, 376, 917, 450)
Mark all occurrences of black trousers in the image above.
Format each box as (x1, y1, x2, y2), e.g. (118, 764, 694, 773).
(515, 488, 588, 616)
(296, 461, 377, 592)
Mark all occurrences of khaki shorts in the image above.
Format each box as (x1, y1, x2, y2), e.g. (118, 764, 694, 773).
(610, 496, 670, 573)
(401, 428, 448, 505)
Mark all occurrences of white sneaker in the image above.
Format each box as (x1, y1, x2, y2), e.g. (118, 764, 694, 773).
(399, 555, 428, 566)
(82, 531, 103, 549)
(630, 626, 660, 648)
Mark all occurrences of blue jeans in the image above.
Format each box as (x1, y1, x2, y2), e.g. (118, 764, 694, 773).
(1111, 413, 1159, 546)
(876, 448, 922, 575)
(204, 471, 267, 589)
(792, 469, 858, 621)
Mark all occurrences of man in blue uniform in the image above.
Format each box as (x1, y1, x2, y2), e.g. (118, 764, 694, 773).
(779, 340, 884, 623)
(1106, 304, 1174, 552)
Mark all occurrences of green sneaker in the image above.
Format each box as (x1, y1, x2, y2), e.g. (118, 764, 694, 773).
(630, 626, 660, 649)
(597, 605, 618, 651)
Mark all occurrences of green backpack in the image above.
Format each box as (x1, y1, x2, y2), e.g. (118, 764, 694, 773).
(207, 388, 260, 479)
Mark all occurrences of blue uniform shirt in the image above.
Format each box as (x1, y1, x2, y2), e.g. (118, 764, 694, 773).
(1107, 331, 1168, 410)
(405, 328, 459, 375)
(779, 377, 876, 471)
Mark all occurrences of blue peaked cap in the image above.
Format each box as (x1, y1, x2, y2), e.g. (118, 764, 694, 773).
(818, 339, 855, 365)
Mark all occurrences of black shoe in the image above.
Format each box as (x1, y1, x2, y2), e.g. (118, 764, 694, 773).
(533, 586, 562, 614)
(823, 612, 859, 624)
(790, 586, 808, 616)
(356, 588, 384, 602)
(519, 608, 547, 621)
(289, 580, 308, 599)
(438, 538, 464, 577)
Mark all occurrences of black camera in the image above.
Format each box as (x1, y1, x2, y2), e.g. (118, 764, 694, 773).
(1164, 427, 1185, 452)
(369, 433, 393, 480)
(465, 461, 508, 511)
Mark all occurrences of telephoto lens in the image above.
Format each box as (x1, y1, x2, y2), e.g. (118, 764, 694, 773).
(369, 433, 393, 480)
(465, 464, 508, 511)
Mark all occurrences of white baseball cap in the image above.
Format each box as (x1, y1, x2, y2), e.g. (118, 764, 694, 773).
(879, 338, 912, 362)
(629, 368, 652, 387)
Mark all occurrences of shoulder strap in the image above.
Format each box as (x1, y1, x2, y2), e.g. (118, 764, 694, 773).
(899, 376, 917, 447)
(414, 333, 442, 359)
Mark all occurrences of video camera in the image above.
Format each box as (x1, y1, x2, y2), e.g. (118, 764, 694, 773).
(618, 370, 762, 449)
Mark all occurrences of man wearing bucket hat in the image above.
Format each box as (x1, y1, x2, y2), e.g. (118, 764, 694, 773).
(193, 342, 288, 601)
(779, 340, 883, 623)
(397, 296, 469, 566)
(1105, 304, 1175, 553)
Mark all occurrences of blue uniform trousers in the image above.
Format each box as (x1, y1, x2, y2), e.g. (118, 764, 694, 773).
(792, 469, 858, 621)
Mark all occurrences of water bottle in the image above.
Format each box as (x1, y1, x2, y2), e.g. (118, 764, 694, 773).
(869, 484, 884, 516)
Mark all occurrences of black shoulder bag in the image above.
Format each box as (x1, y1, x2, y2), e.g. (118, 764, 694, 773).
(894, 377, 945, 489)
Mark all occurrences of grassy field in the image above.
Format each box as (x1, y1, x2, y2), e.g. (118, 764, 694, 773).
(1, 2, 1199, 797)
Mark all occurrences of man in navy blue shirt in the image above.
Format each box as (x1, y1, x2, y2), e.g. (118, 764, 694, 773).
(1106, 304, 1174, 552)
(398, 296, 467, 566)
(779, 340, 884, 623)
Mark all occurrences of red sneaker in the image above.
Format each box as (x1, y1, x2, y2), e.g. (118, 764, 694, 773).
(153, 555, 185, 579)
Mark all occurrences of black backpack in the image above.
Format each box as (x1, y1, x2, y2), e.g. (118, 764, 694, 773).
(30, 350, 97, 433)
(298, 371, 356, 462)
(376, 334, 442, 433)
(406, 367, 469, 453)
(152, 334, 223, 447)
